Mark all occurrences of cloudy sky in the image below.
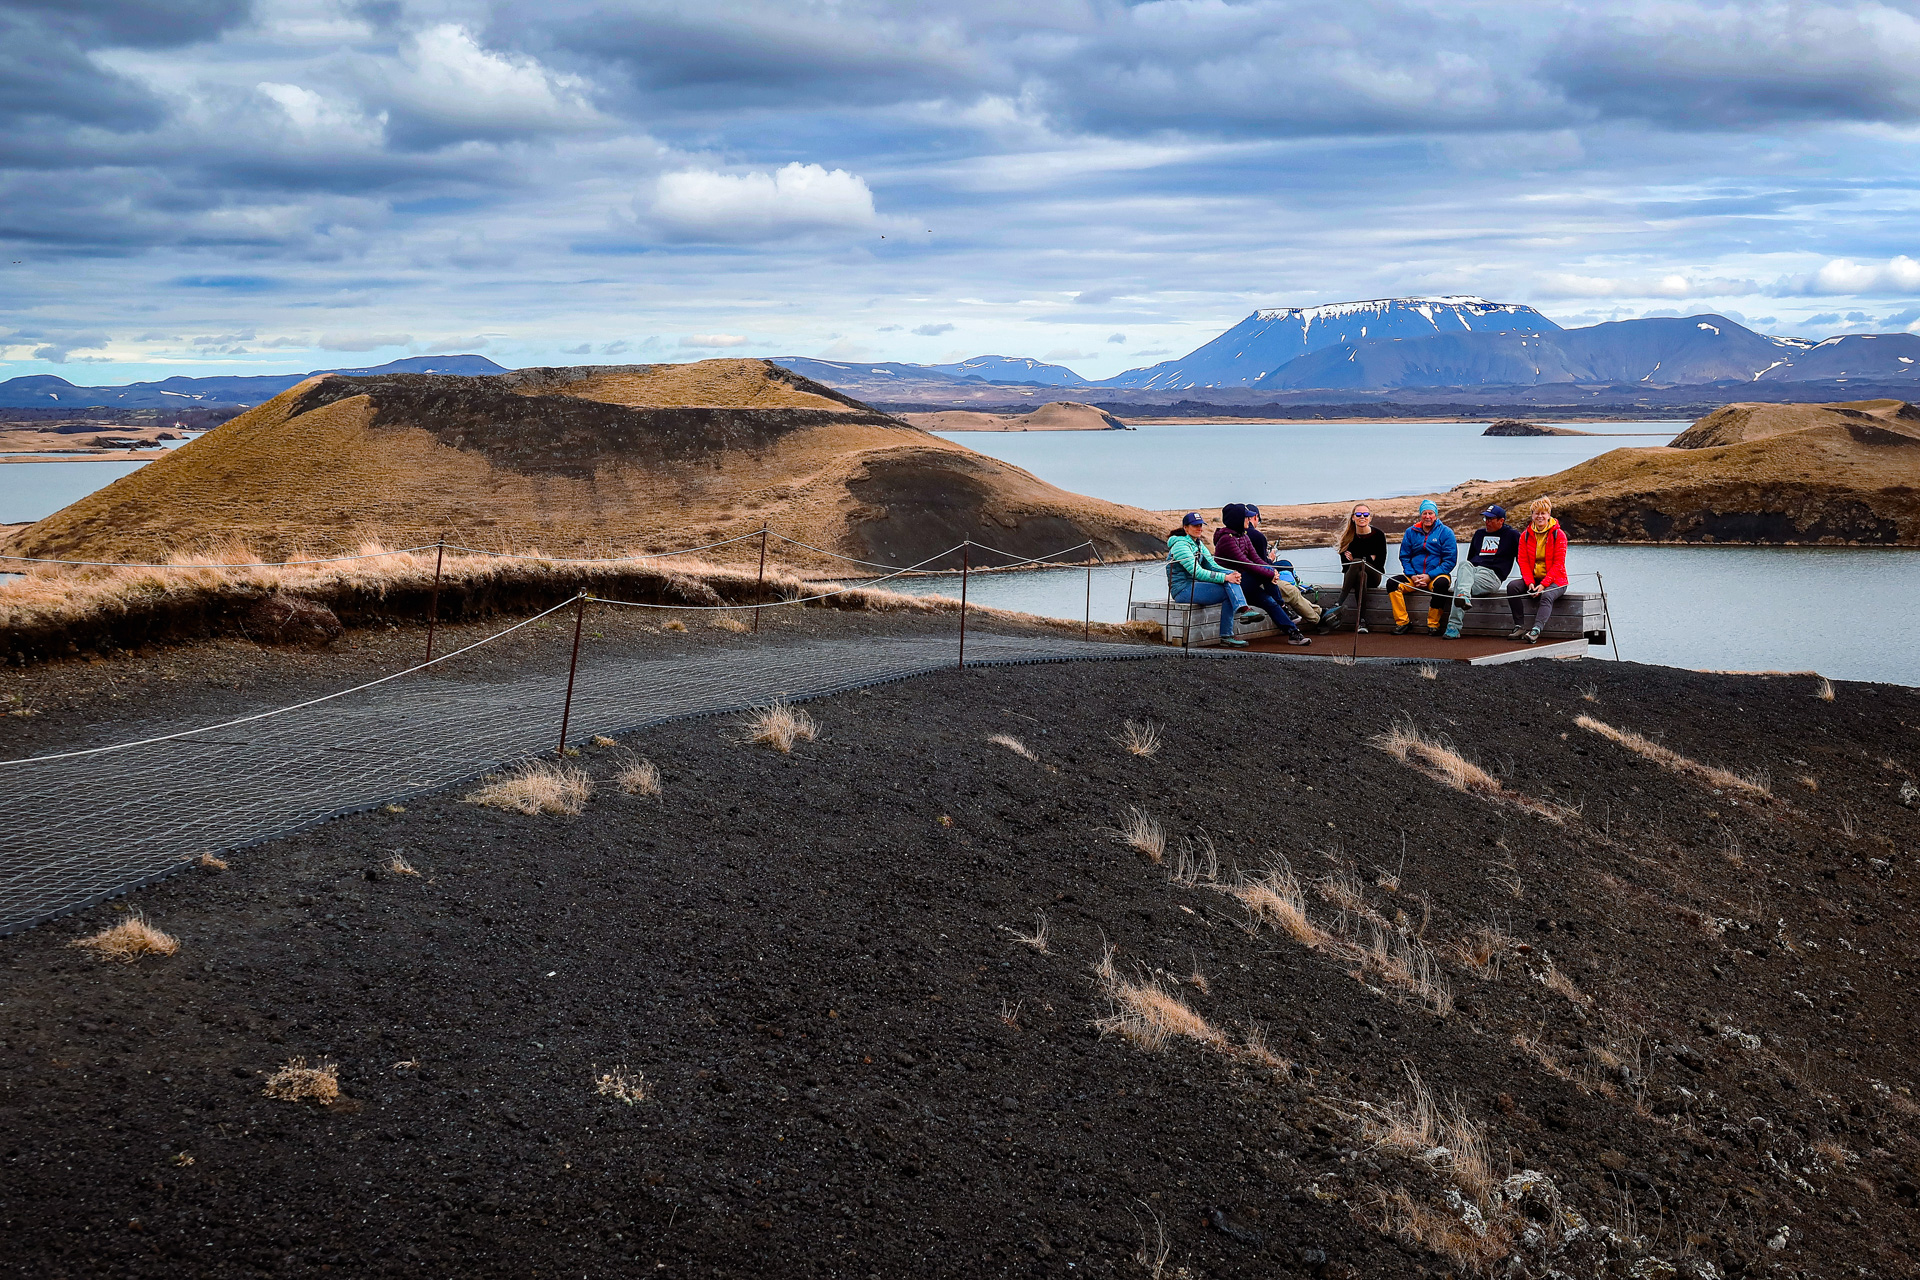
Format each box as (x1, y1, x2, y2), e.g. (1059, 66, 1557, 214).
(8, 0, 1920, 383)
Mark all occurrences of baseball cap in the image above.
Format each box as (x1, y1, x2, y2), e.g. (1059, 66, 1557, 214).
(1481, 504, 1506, 518)
(1418, 499, 1439, 514)
(1245, 504, 1261, 518)
(1182, 511, 1204, 526)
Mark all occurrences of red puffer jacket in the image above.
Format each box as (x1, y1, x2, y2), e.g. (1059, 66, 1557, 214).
(1516, 521, 1569, 587)
(1213, 527, 1276, 583)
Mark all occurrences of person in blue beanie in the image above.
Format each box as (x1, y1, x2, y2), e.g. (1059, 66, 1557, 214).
(1166, 511, 1250, 647)
(1386, 499, 1458, 635)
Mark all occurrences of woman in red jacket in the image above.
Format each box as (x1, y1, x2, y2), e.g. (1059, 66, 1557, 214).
(1506, 497, 1569, 643)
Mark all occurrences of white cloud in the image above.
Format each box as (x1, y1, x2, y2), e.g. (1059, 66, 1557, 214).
(318, 332, 411, 351)
(679, 334, 749, 348)
(1535, 272, 1758, 299)
(1772, 255, 1920, 296)
(650, 163, 878, 241)
(911, 322, 954, 336)
(382, 24, 600, 144)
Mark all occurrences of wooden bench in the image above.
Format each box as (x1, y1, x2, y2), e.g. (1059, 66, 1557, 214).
(1130, 582, 1607, 648)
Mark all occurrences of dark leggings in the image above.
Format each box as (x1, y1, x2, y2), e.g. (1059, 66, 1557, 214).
(1338, 561, 1381, 611)
(1508, 581, 1566, 630)
(1242, 581, 1298, 633)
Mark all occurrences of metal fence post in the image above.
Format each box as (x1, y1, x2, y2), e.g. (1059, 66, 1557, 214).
(1595, 571, 1622, 663)
(423, 536, 446, 664)
(752, 521, 769, 633)
(957, 542, 970, 669)
(557, 592, 587, 758)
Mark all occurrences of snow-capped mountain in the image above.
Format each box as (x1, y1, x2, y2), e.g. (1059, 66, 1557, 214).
(924, 356, 1087, 386)
(1260, 316, 1920, 390)
(1098, 297, 1559, 390)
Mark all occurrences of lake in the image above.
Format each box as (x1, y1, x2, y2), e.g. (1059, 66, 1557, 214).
(930, 419, 1684, 510)
(0, 435, 201, 525)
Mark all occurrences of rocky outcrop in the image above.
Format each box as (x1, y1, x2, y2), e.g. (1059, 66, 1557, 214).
(1482, 419, 1594, 437)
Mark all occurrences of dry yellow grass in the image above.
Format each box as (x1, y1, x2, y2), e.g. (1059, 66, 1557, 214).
(987, 732, 1037, 761)
(1119, 718, 1162, 757)
(263, 1057, 340, 1104)
(1368, 1186, 1513, 1274)
(71, 913, 179, 962)
(617, 757, 662, 797)
(711, 615, 750, 633)
(1238, 1024, 1290, 1071)
(197, 852, 228, 871)
(465, 760, 592, 815)
(594, 1064, 651, 1104)
(743, 699, 818, 753)
(387, 854, 420, 876)
(1117, 806, 1166, 863)
(1376, 718, 1570, 822)
(1221, 862, 1327, 947)
(1814, 676, 1836, 701)
(1093, 965, 1224, 1052)
(1574, 714, 1770, 796)
(1005, 910, 1051, 954)
(662, 618, 688, 632)
(1449, 923, 1511, 980)
(1416, 663, 1439, 680)
(1352, 927, 1454, 1016)
(590, 735, 618, 747)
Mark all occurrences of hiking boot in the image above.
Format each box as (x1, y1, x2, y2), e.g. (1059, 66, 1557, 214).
(1523, 628, 1541, 644)
(1355, 620, 1369, 634)
(1443, 622, 1463, 639)
(1221, 636, 1249, 648)
(1286, 631, 1312, 646)
(1507, 626, 1529, 640)
(1235, 608, 1266, 625)
(1392, 622, 1411, 635)
(1317, 607, 1342, 634)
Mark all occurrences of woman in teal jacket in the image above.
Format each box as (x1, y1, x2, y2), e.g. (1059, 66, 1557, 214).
(1167, 511, 1250, 647)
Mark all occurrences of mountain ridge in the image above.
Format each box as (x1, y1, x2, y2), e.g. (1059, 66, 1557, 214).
(0, 355, 508, 410)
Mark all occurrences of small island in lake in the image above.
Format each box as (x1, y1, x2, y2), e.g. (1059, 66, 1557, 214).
(1482, 418, 1597, 437)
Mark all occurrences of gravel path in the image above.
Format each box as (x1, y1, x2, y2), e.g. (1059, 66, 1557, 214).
(0, 630, 1193, 934)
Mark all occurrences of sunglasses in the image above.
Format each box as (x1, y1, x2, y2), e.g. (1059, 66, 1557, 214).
(1353, 511, 1372, 519)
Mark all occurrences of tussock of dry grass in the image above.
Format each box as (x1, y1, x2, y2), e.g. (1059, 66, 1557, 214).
(197, 852, 228, 871)
(743, 699, 818, 753)
(1092, 951, 1224, 1052)
(1351, 927, 1454, 1016)
(1220, 861, 1327, 947)
(1367, 1186, 1513, 1274)
(661, 619, 687, 632)
(1005, 910, 1051, 954)
(1416, 663, 1439, 680)
(711, 615, 750, 633)
(1166, 833, 1220, 888)
(1238, 1024, 1290, 1071)
(590, 735, 618, 748)
(1117, 806, 1166, 863)
(988, 732, 1038, 761)
(1317, 869, 1385, 926)
(1376, 718, 1572, 822)
(594, 1064, 651, 1104)
(1449, 923, 1511, 979)
(1538, 956, 1589, 1006)
(617, 756, 662, 797)
(263, 1057, 340, 1104)
(466, 760, 592, 815)
(1814, 676, 1835, 702)
(71, 913, 179, 962)
(1574, 714, 1770, 796)
(1119, 718, 1162, 757)
(387, 854, 419, 876)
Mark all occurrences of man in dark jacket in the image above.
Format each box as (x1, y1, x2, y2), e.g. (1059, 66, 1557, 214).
(1246, 505, 1340, 633)
(1447, 504, 1519, 638)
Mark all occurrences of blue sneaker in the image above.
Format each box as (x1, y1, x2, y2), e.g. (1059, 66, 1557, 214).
(1443, 620, 1463, 639)
(1221, 637, 1249, 648)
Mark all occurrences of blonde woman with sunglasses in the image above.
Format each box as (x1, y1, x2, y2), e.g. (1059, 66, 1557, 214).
(1335, 503, 1387, 634)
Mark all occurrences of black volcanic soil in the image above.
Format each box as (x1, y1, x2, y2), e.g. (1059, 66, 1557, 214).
(5, 645, 1920, 1279)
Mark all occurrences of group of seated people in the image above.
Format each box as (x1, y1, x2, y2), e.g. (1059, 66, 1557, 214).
(1166, 497, 1569, 647)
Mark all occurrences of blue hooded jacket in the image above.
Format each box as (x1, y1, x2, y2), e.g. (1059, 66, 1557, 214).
(1398, 519, 1459, 579)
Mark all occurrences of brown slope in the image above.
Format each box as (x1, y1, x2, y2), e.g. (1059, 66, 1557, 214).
(7, 360, 1166, 570)
(901, 402, 1128, 431)
(1470, 399, 1920, 544)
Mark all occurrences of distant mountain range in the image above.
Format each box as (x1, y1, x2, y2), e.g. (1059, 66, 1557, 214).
(0, 355, 507, 410)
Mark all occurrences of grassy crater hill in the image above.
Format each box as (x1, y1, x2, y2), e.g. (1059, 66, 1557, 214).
(1473, 399, 1920, 545)
(4, 360, 1166, 572)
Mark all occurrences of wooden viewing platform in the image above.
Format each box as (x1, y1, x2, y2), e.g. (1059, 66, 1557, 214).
(1129, 584, 1608, 665)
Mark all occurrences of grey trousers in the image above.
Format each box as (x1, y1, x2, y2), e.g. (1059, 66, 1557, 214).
(1449, 565, 1505, 630)
(1508, 580, 1567, 631)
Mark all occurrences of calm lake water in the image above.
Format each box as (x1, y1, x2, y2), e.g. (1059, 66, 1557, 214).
(0, 435, 201, 524)
(930, 420, 1684, 510)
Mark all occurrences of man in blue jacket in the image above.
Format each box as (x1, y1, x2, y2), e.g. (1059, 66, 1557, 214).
(1387, 499, 1458, 635)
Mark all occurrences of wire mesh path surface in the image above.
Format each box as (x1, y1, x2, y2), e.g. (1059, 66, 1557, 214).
(1, 631, 1202, 937)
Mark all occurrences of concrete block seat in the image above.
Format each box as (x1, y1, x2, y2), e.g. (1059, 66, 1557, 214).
(1130, 582, 1606, 649)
